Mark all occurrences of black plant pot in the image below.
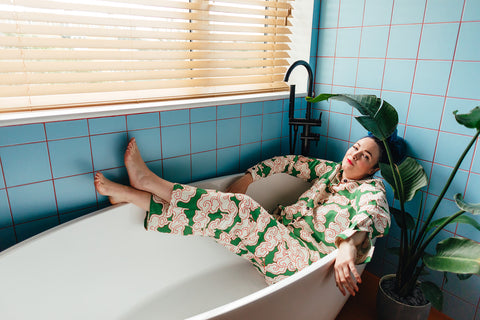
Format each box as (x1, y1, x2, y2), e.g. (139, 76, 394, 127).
(376, 274, 431, 320)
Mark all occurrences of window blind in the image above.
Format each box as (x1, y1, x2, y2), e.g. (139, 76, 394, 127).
(0, 0, 294, 112)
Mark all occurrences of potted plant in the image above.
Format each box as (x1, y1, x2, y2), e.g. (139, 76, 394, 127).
(307, 94, 480, 319)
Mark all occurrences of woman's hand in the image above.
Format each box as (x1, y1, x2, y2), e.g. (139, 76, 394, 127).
(334, 232, 367, 296)
(225, 173, 253, 194)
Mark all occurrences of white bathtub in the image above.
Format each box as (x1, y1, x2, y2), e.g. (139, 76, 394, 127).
(0, 173, 365, 320)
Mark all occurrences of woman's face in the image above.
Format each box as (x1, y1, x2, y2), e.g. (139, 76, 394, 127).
(342, 138, 381, 180)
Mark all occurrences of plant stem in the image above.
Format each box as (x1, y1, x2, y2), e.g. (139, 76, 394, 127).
(399, 209, 465, 296)
(412, 130, 479, 252)
(383, 140, 409, 287)
(399, 262, 425, 296)
(410, 193, 424, 250)
(416, 210, 466, 260)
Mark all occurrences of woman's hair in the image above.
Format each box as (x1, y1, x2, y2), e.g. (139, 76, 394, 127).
(366, 130, 407, 168)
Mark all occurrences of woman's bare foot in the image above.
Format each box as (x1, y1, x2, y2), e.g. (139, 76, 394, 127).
(124, 137, 174, 203)
(124, 138, 155, 191)
(94, 172, 132, 205)
(94, 172, 151, 211)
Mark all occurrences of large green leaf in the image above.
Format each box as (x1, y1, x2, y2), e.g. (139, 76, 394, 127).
(306, 94, 379, 116)
(427, 214, 480, 232)
(420, 281, 443, 311)
(305, 93, 338, 104)
(387, 246, 400, 256)
(380, 157, 428, 202)
(453, 106, 480, 130)
(390, 206, 415, 230)
(423, 238, 480, 274)
(306, 94, 398, 139)
(370, 99, 399, 139)
(454, 193, 480, 215)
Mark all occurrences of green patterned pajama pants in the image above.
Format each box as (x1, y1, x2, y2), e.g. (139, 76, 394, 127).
(144, 184, 321, 284)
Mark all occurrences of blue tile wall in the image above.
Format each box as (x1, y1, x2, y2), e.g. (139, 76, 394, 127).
(242, 101, 263, 116)
(216, 146, 240, 176)
(191, 121, 216, 153)
(217, 118, 240, 148)
(0, 99, 288, 253)
(0, 190, 11, 228)
(217, 104, 240, 119)
(191, 151, 217, 182)
(387, 25, 422, 59)
(126, 112, 159, 130)
(45, 119, 88, 140)
(9, 181, 57, 224)
(449, 61, 480, 100)
(54, 174, 97, 214)
(0, 123, 45, 146)
(455, 22, 480, 61)
(391, 0, 426, 24)
(89, 115, 126, 135)
(363, 0, 393, 26)
(464, 0, 480, 21)
(315, 1, 480, 318)
(161, 109, 189, 126)
(338, 0, 364, 27)
(413, 60, 452, 96)
(191, 106, 216, 123)
(382, 60, 416, 92)
(418, 23, 459, 60)
(48, 137, 93, 178)
(161, 125, 191, 158)
(425, 0, 464, 22)
(407, 94, 444, 130)
(240, 142, 262, 170)
(317, 29, 337, 57)
(90, 132, 128, 170)
(262, 113, 283, 141)
(335, 28, 361, 57)
(0, 143, 52, 186)
(241, 116, 262, 144)
(359, 26, 390, 58)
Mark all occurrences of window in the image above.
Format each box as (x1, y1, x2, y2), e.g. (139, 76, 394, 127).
(0, 0, 299, 113)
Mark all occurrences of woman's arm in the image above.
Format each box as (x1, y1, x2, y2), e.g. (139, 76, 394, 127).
(225, 173, 253, 194)
(334, 231, 367, 296)
(249, 155, 335, 183)
(227, 155, 330, 194)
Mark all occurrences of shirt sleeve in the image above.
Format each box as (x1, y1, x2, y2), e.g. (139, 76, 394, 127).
(247, 155, 336, 183)
(334, 180, 391, 264)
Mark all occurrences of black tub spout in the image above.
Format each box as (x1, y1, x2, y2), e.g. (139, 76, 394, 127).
(284, 60, 322, 156)
(284, 60, 314, 120)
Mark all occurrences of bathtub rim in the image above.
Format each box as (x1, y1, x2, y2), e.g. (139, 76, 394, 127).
(186, 249, 339, 320)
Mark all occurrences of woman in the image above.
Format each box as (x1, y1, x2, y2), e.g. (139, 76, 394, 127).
(94, 136, 391, 297)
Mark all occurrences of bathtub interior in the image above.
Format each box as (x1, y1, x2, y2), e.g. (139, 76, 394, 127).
(0, 173, 328, 320)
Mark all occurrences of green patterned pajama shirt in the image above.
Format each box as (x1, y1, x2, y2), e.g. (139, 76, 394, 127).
(144, 155, 390, 285)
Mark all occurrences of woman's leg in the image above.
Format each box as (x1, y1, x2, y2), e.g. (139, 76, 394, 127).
(94, 172, 151, 211)
(121, 138, 319, 284)
(146, 183, 319, 284)
(124, 138, 174, 203)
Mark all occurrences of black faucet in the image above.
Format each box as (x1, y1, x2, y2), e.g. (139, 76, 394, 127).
(284, 60, 322, 156)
